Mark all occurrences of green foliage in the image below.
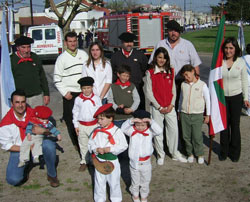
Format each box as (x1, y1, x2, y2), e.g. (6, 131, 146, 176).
(225, 0, 250, 21)
(182, 25, 250, 53)
(44, 0, 50, 9)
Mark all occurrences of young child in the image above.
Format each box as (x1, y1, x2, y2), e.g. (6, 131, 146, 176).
(145, 47, 187, 165)
(121, 110, 162, 202)
(72, 76, 102, 172)
(88, 103, 128, 202)
(107, 65, 140, 128)
(179, 64, 210, 164)
(18, 106, 61, 167)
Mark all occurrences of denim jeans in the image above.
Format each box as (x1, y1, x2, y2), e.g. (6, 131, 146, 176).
(6, 139, 57, 186)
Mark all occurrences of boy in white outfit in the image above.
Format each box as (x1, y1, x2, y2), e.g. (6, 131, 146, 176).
(73, 77, 102, 171)
(121, 110, 162, 202)
(88, 103, 128, 202)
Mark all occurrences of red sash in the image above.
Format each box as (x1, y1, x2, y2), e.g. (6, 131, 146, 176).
(79, 119, 98, 126)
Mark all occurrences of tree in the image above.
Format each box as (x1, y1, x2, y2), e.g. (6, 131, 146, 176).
(224, 0, 250, 21)
(49, 0, 104, 34)
(105, 0, 125, 12)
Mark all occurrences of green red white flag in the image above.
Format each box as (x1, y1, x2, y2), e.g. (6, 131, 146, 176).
(208, 14, 227, 136)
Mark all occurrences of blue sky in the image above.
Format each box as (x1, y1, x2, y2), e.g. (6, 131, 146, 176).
(1, 0, 222, 13)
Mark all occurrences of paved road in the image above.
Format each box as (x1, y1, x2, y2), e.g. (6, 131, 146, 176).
(43, 53, 213, 120)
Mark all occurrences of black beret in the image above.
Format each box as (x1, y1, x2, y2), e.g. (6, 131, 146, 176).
(78, 77, 94, 87)
(166, 20, 182, 33)
(14, 36, 34, 46)
(133, 110, 151, 119)
(118, 32, 136, 42)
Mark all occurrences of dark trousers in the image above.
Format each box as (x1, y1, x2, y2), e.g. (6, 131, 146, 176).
(63, 92, 81, 149)
(220, 93, 243, 161)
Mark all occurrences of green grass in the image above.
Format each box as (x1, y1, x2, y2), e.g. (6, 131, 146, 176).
(182, 25, 250, 53)
(23, 183, 43, 190)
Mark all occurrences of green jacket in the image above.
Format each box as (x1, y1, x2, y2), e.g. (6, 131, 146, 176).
(11, 52, 49, 97)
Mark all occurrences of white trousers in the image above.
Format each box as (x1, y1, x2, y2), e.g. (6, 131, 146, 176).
(129, 159, 152, 199)
(94, 158, 122, 202)
(151, 106, 181, 159)
(78, 124, 98, 164)
(19, 135, 44, 164)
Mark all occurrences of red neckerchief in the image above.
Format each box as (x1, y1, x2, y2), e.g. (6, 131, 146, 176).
(115, 79, 131, 87)
(79, 93, 95, 106)
(0, 107, 33, 141)
(92, 123, 115, 145)
(122, 49, 131, 57)
(131, 126, 149, 137)
(29, 117, 49, 128)
(16, 51, 33, 64)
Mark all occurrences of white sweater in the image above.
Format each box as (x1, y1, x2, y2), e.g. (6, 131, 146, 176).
(54, 49, 88, 96)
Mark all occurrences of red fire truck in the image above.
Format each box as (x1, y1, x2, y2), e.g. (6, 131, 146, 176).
(96, 12, 171, 55)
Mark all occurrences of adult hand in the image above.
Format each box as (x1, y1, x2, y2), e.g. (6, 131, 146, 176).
(118, 104, 124, 108)
(244, 100, 250, 108)
(64, 92, 72, 100)
(160, 107, 168, 114)
(104, 147, 110, 153)
(43, 96, 50, 105)
(124, 108, 133, 114)
(166, 105, 174, 113)
(57, 134, 62, 141)
(32, 124, 46, 135)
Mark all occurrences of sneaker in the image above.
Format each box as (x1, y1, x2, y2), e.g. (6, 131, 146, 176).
(47, 175, 60, 187)
(172, 155, 187, 163)
(198, 156, 204, 164)
(187, 155, 194, 163)
(157, 158, 165, 165)
(79, 163, 87, 172)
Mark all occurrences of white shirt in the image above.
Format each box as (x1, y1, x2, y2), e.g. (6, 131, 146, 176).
(149, 38, 201, 76)
(0, 112, 27, 151)
(72, 94, 102, 128)
(88, 125, 128, 156)
(121, 119, 162, 169)
(82, 60, 112, 98)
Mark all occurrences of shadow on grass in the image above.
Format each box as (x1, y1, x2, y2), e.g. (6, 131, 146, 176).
(194, 36, 216, 39)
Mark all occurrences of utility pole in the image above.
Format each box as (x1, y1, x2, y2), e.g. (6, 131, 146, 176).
(30, 0, 34, 25)
(184, 0, 186, 31)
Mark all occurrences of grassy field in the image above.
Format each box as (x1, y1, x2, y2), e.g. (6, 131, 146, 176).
(182, 25, 250, 53)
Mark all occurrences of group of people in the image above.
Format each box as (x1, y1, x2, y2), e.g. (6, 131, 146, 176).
(0, 19, 249, 202)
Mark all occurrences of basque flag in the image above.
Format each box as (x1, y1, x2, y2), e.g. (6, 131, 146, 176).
(208, 14, 227, 135)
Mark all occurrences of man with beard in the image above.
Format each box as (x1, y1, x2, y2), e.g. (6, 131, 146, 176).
(11, 36, 50, 107)
(111, 32, 148, 109)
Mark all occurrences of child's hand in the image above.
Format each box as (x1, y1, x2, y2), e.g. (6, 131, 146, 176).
(132, 118, 142, 123)
(118, 104, 124, 108)
(27, 134, 32, 141)
(104, 147, 110, 153)
(97, 148, 104, 155)
(75, 128, 79, 136)
(204, 115, 210, 124)
(142, 118, 151, 123)
(57, 134, 62, 141)
(166, 104, 174, 113)
(124, 108, 133, 114)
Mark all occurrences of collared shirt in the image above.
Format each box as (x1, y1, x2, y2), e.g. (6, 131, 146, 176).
(121, 118, 162, 169)
(0, 112, 27, 151)
(149, 37, 201, 76)
(72, 94, 102, 128)
(82, 60, 112, 98)
(66, 48, 78, 57)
